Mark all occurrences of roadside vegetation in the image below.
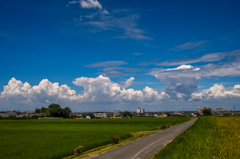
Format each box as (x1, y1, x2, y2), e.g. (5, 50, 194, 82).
(154, 116, 240, 159)
(0, 117, 189, 159)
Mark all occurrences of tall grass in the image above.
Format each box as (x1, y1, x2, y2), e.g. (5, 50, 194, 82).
(0, 117, 189, 159)
(216, 117, 240, 158)
(154, 116, 240, 159)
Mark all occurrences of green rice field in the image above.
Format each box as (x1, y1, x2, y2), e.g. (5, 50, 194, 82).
(0, 117, 190, 159)
(154, 116, 240, 159)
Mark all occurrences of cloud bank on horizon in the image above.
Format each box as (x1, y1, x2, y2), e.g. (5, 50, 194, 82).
(1, 74, 240, 110)
(1, 48, 240, 110)
(0, 75, 169, 106)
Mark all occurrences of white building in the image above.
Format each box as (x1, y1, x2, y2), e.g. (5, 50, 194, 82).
(136, 107, 145, 114)
(0, 112, 9, 118)
(113, 110, 121, 117)
(94, 113, 107, 118)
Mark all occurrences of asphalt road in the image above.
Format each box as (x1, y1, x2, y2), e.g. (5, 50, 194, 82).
(93, 118, 198, 159)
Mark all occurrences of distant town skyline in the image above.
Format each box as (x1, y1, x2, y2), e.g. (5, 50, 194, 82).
(0, 0, 240, 111)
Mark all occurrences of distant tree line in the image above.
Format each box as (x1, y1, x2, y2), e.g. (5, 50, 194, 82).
(0, 103, 72, 120)
(0, 115, 39, 120)
(35, 103, 72, 118)
(123, 111, 133, 118)
(202, 109, 212, 116)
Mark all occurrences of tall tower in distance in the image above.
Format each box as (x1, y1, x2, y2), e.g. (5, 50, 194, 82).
(233, 106, 235, 111)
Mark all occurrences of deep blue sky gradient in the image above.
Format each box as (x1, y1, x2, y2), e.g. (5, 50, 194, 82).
(0, 0, 240, 111)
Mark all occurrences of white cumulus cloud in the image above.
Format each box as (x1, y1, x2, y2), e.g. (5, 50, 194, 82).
(149, 53, 240, 101)
(149, 65, 201, 101)
(80, 0, 102, 9)
(73, 75, 121, 102)
(1, 78, 83, 104)
(120, 88, 143, 102)
(69, 0, 102, 9)
(1, 78, 32, 103)
(165, 65, 193, 71)
(1, 76, 169, 106)
(123, 77, 135, 88)
(73, 75, 168, 103)
(190, 84, 240, 101)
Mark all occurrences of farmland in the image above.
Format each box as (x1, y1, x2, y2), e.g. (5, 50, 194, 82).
(154, 116, 240, 159)
(0, 117, 189, 159)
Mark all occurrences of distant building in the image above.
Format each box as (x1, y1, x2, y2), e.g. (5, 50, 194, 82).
(216, 108, 223, 111)
(136, 107, 145, 116)
(113, 110, 121, 117)
(197, 107, 202, 113)
(69, 113, 77, 118)
(153, 113, 168, 117)
(174, 111, 179, 115)
(86, 114, 95, 119)
(214, 108, 232, 112)
(16, 114, 27, 118)
(107, 113, 113, 118)
(136, 107, 145, 114)
(172, 111, 182, 116)
(212, 108, 233, 115)
(94, 113, 107, 118)
(6, 111, 17, 116)
(76, 113, 83, 118)
(197, 106, 212, 113)
(0, 112, 9, 118)
(145, 112, 150, 117)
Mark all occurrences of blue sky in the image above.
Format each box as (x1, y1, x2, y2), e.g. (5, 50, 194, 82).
(0, 0, 240, 112)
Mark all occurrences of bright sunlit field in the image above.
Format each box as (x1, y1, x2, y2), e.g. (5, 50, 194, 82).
(154, 116, 240, 159)
(0, 117, 190, 159)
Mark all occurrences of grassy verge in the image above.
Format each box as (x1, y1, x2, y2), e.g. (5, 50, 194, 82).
(64, 130, 160, 159)
(215, 116, 240, 158)
(153, 116, 240, 159)
(0, 117, 189, 159)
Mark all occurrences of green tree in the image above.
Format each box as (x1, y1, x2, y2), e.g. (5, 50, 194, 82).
(62, 107, 72, 118)
(123, 111, 133, 118)
(7, 116, 18, 120)
(41, 107, 48, 114)
(31, 115, 38, 119)
(203, 109, 212, 116)
(48, 103, 61, 117)
(35, 107, 48, 113)
(47, 103, 72, 118)
(45, 109, 51, 117)
(35, 109, 40, 113)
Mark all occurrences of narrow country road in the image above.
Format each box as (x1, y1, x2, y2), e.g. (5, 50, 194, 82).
(93, 118, 198, 159)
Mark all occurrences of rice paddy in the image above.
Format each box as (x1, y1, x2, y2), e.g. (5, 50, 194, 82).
(0, 117, 189, 159)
